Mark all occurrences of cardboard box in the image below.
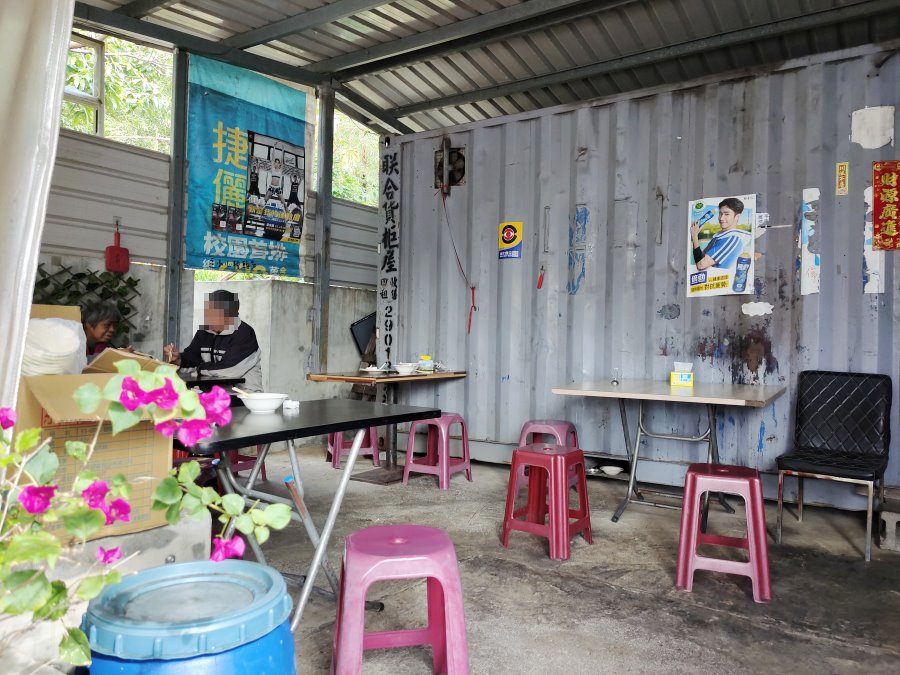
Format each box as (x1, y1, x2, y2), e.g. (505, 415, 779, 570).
(670, 371, 694, 387)
(16, 306, 171, 539)
(83, 347, 167, 374)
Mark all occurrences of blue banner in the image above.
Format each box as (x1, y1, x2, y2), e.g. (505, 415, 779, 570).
(185, 55, 306, 276)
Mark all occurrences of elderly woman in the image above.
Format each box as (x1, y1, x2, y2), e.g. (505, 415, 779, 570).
(82, 301, 123, 362)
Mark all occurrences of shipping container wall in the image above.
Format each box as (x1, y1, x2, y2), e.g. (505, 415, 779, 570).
(393, 45, 900, 504)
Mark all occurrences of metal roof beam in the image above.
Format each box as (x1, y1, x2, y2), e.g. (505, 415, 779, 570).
(336, 86, 414, 135)
(308, 0, 594, 74)
(392, 0, 900, 117)
(116, 0, 179, 19)
(334, 0, 640, 81)
(74, 2, 324, 87)
(223, 0, 387, 49)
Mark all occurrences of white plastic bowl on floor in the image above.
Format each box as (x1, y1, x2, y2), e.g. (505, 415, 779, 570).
(238, 393, 287, 414)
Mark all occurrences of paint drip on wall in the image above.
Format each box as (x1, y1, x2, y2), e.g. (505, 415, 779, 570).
(863, 186, 885, 294)
(799, 188, 820, 295)
(567, 205, 588, 295)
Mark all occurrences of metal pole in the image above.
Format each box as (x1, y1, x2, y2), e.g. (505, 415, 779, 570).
(312, 84, 334, 372)
(164, 49, 188, 346)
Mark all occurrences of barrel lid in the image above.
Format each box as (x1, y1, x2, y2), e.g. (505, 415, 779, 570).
(83, 560, 292, 660)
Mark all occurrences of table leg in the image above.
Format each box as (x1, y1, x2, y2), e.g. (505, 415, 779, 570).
(350, 383, 406, 485)
(612, 400, 645, 522)
(215, 453, 268, 564)
(291, 428, 366, 631)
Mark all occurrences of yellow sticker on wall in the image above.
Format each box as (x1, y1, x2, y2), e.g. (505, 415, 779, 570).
(499, 221, 523, 259)
(836, 162, 849, 196)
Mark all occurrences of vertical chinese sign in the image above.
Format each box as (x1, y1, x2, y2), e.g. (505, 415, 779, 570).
(872, 161, 900, 251)
(185, 56, 306, 275)
(377, 145, 400, 366)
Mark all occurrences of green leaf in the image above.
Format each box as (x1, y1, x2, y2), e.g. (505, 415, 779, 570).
(15, 428, 41, 454)
(201, 486, 220, 506)
(113, 359, 141, 376)
(111, 473, 129, 487)
(75, 574, 105, 601)
(105, 570, 123, 587)
(73, 470, 99, 492)
(165, 502, 181, 526)
(254, 525, 270, 545)
(153, 364, 179, 380)
(23, 445, 59, 485)
(108, 401, 142, 435)
(65, 440, 88, 461)
(153, 476, 182, 505)
(138, 370, 162, 392)
(177, 460, 201, 484)
(7, 531, 62, 569)
(102, 374, 126, 400)
(180, 493, 204, 516)
(221, 493, 245, 517)
(234, 513, 254, 535)
(0, 570, 51, 614)
(217, 513, 230, 525)
(73, 382, 102, 413)
(62, 507, 106, 540)
(250, 508, 267, 526)
(178, 390, 200, 413)
(33, 580, 69, 621)
(151, 499, 168, 511)
(59, 627, 91, 666)
(262, 503, 293, 530)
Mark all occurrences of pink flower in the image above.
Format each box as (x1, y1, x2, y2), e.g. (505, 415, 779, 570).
(81, 480, 109, 509)
(95, 546, 122, 565)
(176, 419, 213, 447)
(119, 377, 147, 412)
(210, 535, 245, 562)
(199, 387, 232, 426)
(0, 407, 15, 429)
(145, 379, 179, 411)
(18, 485, 56, 514)
(154, 420, 178, 437)
(102, 498, 131, 525)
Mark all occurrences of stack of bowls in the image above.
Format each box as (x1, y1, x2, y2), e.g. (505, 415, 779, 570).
(22, 319, 83, 376)
(394, 363, 418, 375)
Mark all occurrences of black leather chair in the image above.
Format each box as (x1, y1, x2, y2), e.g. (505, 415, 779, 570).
(776, 371, 892, 561)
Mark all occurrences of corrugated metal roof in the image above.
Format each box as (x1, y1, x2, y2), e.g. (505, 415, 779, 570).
(77, 0, 900, 135)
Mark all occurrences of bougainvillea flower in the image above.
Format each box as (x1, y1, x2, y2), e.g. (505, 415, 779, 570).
(176, 418, 213, 447)
(18, 485, 57, 514)
(145, 378, 179, 411)
(0, 407, 15, 429)
(154, 420, 178, 437)
(210, 535, 245, 562)
(199, 387, 232, 426)
(96, 546, 122, 565)
(81, 480, 110, 509)
(119, 377, 147, 412)
(102, 498, 131, 525)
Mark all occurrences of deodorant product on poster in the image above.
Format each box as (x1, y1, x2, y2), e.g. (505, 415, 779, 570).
(732, 250, 752, 293)
(696, 210, 715, 227)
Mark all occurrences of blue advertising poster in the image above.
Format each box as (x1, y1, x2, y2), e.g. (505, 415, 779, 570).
(185, 56, 306, 276)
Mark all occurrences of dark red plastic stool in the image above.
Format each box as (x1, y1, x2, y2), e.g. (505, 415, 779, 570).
(500, 444, 593, 560)
(675, 463, 771, 603)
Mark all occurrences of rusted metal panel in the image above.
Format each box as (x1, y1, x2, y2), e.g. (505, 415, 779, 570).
(391, 44, 900, 504)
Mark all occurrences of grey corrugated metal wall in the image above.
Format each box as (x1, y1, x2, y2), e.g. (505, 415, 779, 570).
(393, 43, 900, 505)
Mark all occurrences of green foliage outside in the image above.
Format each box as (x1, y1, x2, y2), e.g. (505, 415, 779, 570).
(331, 111, 379, 207)
(60, 32, 173, 154)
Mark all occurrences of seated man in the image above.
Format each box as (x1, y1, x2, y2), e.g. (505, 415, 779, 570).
(82, 301, 124, 363)
(164, 290, 262, 391)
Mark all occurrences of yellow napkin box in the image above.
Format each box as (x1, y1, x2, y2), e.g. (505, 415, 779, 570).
(670, 371, 694, 387)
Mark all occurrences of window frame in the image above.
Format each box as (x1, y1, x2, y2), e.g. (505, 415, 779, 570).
(63, 32, 105, 135)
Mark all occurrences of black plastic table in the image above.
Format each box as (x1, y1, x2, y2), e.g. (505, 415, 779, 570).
(187, 399, 441, 630)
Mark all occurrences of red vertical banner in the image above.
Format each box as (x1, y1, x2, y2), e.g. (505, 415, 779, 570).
(872, 160, 900, 250)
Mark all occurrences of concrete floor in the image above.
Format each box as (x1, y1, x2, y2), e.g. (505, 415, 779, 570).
(256, 446, 900, 674)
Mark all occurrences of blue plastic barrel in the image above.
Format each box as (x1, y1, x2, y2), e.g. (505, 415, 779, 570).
(83, 560, 295, 674)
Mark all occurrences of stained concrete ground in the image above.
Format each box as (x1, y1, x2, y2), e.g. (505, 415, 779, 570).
(254, 446, 900, 674)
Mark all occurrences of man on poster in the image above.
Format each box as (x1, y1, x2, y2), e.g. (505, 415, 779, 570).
(690, 197, 750, 271)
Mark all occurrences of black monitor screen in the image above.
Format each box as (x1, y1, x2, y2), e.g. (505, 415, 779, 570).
(350, 312, 376, 356)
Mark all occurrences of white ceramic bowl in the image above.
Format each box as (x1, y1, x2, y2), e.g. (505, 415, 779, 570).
(600, 465, 624, 476)
(238, 392, 288, 414)
(395, 363, 418, 375)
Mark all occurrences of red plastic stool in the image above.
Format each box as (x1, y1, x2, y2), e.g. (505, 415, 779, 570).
(501, 444, 593, 560)
(402, 413, 473, 490)
(515, 419, 579, 494)
(327, 427, 380, 469)
(331, 524, 470, 675)
(675, 463, 771, 603)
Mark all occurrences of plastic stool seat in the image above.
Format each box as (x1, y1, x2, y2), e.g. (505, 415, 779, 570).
(331, 525, 470, 674)
(675, 463, 771, 603)
(327, 427, 380, 469)
(501, 444, 593, 560)
(403, 413, 473, 490)
(515, 420, 579, 494)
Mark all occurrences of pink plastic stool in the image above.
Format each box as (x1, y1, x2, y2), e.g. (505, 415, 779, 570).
(331, 525, 470, 675)
(675, 463, 771, 603)
(501, 444, 593, 560)
(327, 427, 380, 469)
(515, 420, 579, 494)
(403, 414, 473, 490)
